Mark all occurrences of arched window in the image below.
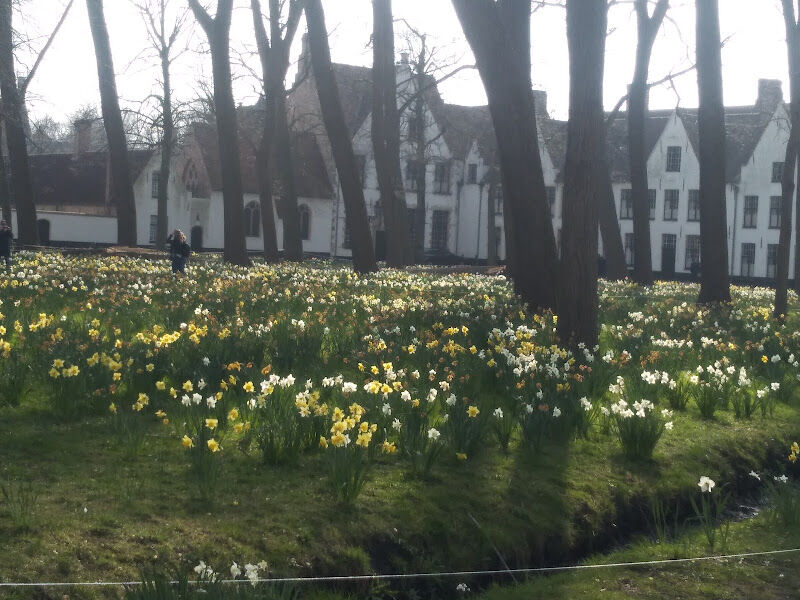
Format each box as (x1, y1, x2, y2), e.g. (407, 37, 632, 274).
(299, 204, 311, 241)
(244, 201, 260, 237)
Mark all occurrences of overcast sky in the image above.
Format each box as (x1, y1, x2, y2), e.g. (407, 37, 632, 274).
(13, 0, 791, 126)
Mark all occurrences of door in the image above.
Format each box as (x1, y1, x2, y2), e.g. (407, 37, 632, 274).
(37, 219, 50, 245)
(661, 233, 676, 276)
(190, 226, 203, 251)
(374, 230, 386, 261)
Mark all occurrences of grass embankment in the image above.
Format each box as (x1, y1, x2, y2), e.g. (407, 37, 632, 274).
(1, 397, 797, 599)
(477, 513, 800, 600)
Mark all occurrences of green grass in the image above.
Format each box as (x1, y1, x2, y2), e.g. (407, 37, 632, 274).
(1, 393, 797, 599)
(476, 512, 800, 600)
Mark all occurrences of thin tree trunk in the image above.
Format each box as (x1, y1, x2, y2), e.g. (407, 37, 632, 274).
(486, 183, 497, 266)
(0, 117, 11, 224)
(0, 0, 37, 244)
(273, 90, 303, 260)
(86, 0, 137, 246)
(305, 0, 376, 273)
(629, 0, 668, 286)
(558, 0, 605, 347)
(795, 185, 800, 292)
(696, 0, 731, 303)
(189, 0, 250, 265)
(412, 58, 427, 264)
(776, 0, 800, 317)
(156, 47, 173, 250)
(452, 0, 558, 311)
(598, 156, 628, 279)
(371, 0, 409, 267)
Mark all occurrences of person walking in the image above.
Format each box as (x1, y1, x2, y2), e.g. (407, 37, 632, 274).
(0, 220, 13, 269)
(166, 229, 190, 275)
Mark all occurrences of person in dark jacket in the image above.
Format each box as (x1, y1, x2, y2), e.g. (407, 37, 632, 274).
(166, 229, 190, 274)
(0, 220, 12, 269)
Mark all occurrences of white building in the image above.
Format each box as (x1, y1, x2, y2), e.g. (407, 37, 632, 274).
(5, 59, 795, 281)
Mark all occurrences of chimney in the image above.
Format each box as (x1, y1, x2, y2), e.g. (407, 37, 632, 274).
(399, 52, 409, 65)
(756, 79, 783, 112)
(73, 119, 92, 156)
(295, 33, 311, 86)
(532, 90, 548, 119)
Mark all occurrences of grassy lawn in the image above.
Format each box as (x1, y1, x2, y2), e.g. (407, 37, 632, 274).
(1, 255, 800, 600)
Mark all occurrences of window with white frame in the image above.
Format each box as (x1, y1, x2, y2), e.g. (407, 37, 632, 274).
(666, 146, 682, 172)
(770, 196, 781, 229)
(620, 189, 633, 219)
(151, 171, 161, 199)
(431, 210, 449, 250)
(772, 161, 784, 183)
(546, 186, 556, 218)
(624, 233, 634, 266)
(299, 204, 311, 240)
(767, 244, 779, 278)
(688, 189, 700, 221)
(741, 242, 755, 277)
(405, 160, 423, 192)
(433, 162, 450, 194)
(149, 215, 158, 244)
(243, 201, 260, 237)
(743, 196, 758, 228)
(467, 163, 477, 184)
(685, 234, 700, 270)
(663, 189, 679, 221)
(648, 189, 656, 220)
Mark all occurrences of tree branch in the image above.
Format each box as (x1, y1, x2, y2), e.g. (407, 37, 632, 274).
(19, 0, 74, 98)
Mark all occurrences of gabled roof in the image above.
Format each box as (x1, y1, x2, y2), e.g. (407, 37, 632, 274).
(25, 149, 153, 215)
(189, 106, 333, 200)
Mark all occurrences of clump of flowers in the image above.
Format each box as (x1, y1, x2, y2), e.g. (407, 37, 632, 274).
(320, 403, 378, 504)
(610, 393, 672, 461)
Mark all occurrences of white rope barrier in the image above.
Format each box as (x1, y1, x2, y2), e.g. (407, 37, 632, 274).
(0, 547, 798, 588)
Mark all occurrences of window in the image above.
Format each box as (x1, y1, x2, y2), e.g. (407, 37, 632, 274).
(770, 196, 782, 229)
(772, 161, 784, 183)
(624, 233, 634, 266)
(494, 226, 502, 256)
(149, 215, 158, 244)
(492, 185, 503, 215)
(685, 234, 701, 270)
(299, 204, 311, 241)
(342, 218, 351, 249)
(666, 146, 682, 172)
(407, 207, 417, 246)
(767, 244, 779, 278)
(355, 155, 366, 187)
(408, 115, 423, 139)
(741, 242, 756, 277)
(467, 163, 477, 184)
(243, 201, 260, 237)
(663, 189, 679, 221)
(546, 186, 556, 218)
(151, 171, 161, 199)
(406, 160, 423, 192)
(620, 189, 633, 219)
(688, 189, 700, 222)
(743, 196, 758, 228)
(433, 162, 450, 194)
(648, 189, 656, 220)
(431, 210, 449, 250)
(557, 228, 562, 258)
(662, 233, 676, 250)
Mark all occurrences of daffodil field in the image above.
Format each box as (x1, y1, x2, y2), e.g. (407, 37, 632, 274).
(1, 252, 799, 596)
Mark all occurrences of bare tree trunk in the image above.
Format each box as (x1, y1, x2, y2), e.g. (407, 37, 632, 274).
(452, 0, 558, 312)
(629, 0, 668, 286)
(189, 0, 250, 265)
(305, 0, 376, 273)
(776, 0, 800, 317)
(251, 0, 300, 262)
(558, 0, 605, 347)
(157, 46, 173, 250)
(273, 90, 303, 260)
(86, 0, 137, 246)
(371, 0, 409, 267)
(486, 183, 497, 266)
(795, 186, 800, 292)
(0, 117, 11, 224)
(0, 0, 37, 244)
(412, 50, 427, 264)
(696, 0, 731, 304)
(598, 156, 628, 279)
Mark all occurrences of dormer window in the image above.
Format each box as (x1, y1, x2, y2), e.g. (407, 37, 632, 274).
(666, 146, 681, 172)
